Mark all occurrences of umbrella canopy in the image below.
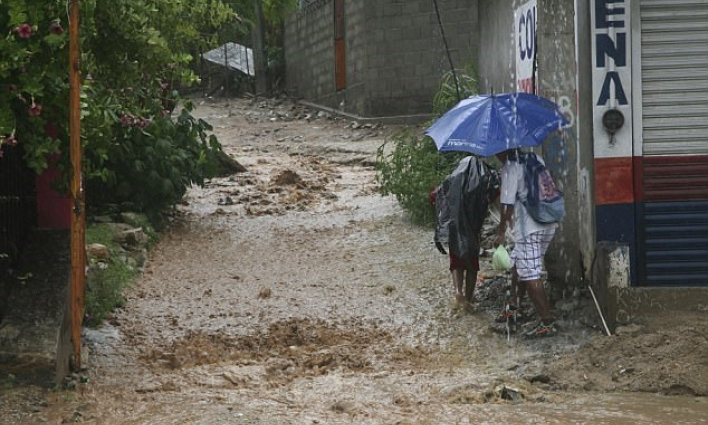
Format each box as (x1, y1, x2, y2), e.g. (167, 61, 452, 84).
(425, 93, 569, 157)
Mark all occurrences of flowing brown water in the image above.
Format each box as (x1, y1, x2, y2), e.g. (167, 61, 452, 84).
(1, 97, 704, 425)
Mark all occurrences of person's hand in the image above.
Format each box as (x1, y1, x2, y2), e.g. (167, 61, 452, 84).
(494, 232, 505, 248)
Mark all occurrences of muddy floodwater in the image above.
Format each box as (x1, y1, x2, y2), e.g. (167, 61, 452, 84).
(1, 97, 706, 425)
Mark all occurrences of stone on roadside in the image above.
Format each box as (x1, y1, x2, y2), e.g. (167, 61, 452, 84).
(614, 323, 644, 336)
(87, 243, 110, 260)
(114, 227, 147, 248)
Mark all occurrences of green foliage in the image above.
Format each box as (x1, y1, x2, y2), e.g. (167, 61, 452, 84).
(83, 224, 136, 327)
(376, 65, 479, 226)
(85, 100, 221, 224)
(84, 219, 157, 327)
(376, 130, 464, 226)
(84, 256, 135, 327)
(432, 63, 479, 115)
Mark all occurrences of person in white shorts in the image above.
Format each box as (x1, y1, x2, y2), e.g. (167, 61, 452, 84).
(494, 148, 558, 338)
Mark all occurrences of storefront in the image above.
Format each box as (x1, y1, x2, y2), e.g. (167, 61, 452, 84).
(592, 0, 708, 287)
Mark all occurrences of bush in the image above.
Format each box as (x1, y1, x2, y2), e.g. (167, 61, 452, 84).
(376, 131, 463, 226)
(375, 65, 478, 226)
(85, 100, 221, 225)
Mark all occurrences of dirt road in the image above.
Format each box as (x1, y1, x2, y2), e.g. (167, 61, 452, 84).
(1, 97, 706, 424)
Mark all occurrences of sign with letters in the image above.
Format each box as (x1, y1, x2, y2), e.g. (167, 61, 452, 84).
(515, 0, 537, 93)
(591, 0, 632, 158)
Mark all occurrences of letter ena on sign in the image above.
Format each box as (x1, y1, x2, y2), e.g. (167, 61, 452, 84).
(594, 0, 628, 106)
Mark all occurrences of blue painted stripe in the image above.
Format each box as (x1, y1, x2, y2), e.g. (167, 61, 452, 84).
(596, 203, 637, 283)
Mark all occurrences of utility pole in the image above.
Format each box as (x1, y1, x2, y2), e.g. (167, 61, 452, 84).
(69, 0, 85, 370)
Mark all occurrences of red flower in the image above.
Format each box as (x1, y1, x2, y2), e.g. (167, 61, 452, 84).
(28, 102, 42, 117)
(15, 23, 32, 39)
(49, 21, 64, 35)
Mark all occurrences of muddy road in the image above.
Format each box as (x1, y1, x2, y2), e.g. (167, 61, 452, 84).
(2, 97, 706, 424)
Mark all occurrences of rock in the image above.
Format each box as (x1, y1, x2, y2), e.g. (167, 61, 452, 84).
(330, 400, 355, 413)
(527, 374, 551, 384)
(86, 243, 109, 260)
(494, 384, 524, 402)
(105, 222, 134, 234)
(119, 212, 142, 227)
(614, 323, 644, 336)
(555, 298, 579, 313)
(128, 249, 148, 267)
(114, 228, 147, 248)
(92, 215, 114, 223)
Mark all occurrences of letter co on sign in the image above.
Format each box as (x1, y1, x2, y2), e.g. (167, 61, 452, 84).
(515, 0, 537, 93)
(518, 5, 536, 62)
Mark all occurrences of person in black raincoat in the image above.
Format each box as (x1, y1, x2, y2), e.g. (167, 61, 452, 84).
(431, 156, 499, 309)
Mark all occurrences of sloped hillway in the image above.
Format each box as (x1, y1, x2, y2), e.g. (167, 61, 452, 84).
(0, 97, 706, 425)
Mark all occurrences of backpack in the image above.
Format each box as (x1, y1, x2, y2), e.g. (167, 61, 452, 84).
(519, 152, 565, 224)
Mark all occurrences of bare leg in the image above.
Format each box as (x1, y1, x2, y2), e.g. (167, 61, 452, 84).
(510, 267, 526, 307)
(464, 269, 478, 303)
(451, 269, 465, 303)
(524, 278, 553, 323)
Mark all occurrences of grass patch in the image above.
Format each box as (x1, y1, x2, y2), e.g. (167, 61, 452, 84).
(83, 215, 157, 327)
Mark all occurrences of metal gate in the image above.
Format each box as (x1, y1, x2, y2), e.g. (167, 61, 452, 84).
(636, 0, 708, 286)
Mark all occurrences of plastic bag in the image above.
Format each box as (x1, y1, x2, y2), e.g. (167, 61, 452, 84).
(492, 245, 512, 271)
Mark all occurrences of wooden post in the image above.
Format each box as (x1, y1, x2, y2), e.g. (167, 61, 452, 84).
(69, 0, 85, 370)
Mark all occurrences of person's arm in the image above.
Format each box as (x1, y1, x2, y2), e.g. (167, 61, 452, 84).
(495, 162, 518, 247)
(495, 204, 514, 247)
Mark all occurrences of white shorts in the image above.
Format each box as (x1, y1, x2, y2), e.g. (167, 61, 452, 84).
(511, 228, 555, 281)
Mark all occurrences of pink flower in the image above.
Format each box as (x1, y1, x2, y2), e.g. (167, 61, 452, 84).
(28, 102, 42, 117)
(49, 21, 64, 35)
(120, 114, 134, 127)
(15, 23, 32, 39)
(134, 118, 151, 129)
(4, 134, 18, 146)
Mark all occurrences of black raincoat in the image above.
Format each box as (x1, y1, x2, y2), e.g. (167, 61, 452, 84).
(433, 156, 498, 263)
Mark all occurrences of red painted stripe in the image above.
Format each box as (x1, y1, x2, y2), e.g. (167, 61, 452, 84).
(639, 155, 708, 202)
(594, 157, 634, 205)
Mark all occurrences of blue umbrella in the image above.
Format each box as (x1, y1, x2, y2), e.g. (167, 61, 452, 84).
(425, 93, 569, 157)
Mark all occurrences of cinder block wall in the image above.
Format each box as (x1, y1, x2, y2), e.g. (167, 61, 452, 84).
(285, 0, 478, 119)
(284, 0, 336, 105)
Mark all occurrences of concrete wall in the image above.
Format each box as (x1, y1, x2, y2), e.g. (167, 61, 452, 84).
(574, 0, 597, 283)
(478, 0, 583, 286)
(284, 0, 479, 119)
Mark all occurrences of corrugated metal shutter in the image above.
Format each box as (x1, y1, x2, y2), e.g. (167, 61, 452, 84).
(638, 0, 708, 287)
(640, 0, 708, 156)
(639, 157, 708, 286)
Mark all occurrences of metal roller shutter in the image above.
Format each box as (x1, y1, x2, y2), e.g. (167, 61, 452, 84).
(640, 0, 708, 156)
(638, 0, 708, 286)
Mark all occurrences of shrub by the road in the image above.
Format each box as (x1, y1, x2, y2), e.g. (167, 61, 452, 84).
(376, 65, 478, 226)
